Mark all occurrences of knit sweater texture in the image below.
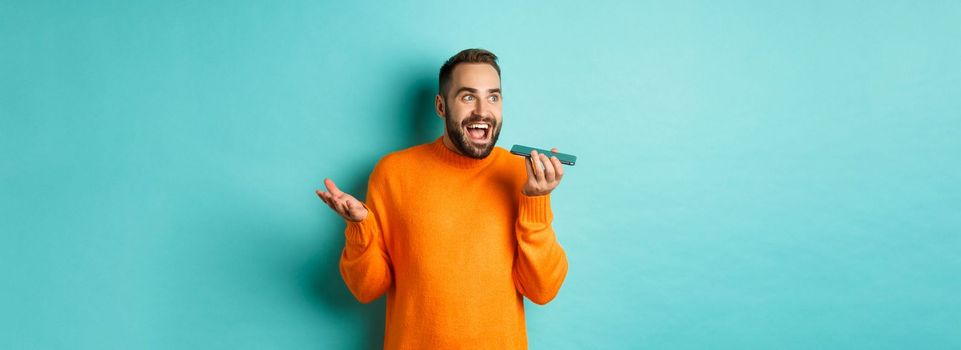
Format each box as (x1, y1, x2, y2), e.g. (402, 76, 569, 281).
(339, 136, 569, 349)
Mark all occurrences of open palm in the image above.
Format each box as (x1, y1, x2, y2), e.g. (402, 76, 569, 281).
(316, 178, 368, 222)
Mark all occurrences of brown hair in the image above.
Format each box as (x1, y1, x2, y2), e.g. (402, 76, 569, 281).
(438, 48, 501, 98)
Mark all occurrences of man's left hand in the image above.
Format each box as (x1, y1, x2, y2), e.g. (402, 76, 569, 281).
(522, 148, 565, 196)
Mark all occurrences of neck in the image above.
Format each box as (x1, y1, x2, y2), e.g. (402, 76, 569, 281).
(441, 133, 466, 156)
(430, 135, 496, 169)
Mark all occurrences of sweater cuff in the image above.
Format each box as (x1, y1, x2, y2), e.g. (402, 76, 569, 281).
(344, 203, 376, 248)
(518, 193, 553, 224)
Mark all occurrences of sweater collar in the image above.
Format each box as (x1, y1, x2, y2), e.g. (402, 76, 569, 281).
(429, 136, 498, 169)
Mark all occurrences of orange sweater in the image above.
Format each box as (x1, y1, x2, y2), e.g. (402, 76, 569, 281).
(339, 136, 569, 349)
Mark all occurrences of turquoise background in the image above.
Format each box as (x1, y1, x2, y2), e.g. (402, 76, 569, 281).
(2, 1, 959, 349)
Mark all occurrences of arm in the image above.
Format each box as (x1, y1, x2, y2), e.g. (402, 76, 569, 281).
(339, 198, 393, 304)
(513, 148, 570, 305)
(513, 193, 569, 305)
(317, 167, 394, 304)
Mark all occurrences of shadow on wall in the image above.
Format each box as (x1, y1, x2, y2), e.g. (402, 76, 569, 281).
(307, 169, 384, 350)
(305, 67, 438, 349)
(405, 71, 443, 146)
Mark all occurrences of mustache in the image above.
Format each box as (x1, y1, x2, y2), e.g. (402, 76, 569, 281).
(461, 117, 496, 127)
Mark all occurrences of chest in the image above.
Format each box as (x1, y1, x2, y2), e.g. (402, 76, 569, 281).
(386, 170, 521, 264)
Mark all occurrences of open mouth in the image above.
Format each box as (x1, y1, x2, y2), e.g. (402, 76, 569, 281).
(464, 122, 492, 143)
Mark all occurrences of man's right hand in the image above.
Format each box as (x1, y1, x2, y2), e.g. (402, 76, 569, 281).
(316, 178, 368, 222)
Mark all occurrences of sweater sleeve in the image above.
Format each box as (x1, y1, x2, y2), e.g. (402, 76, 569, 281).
(512, 193, 569, 305)
(339, 167, 394, 304)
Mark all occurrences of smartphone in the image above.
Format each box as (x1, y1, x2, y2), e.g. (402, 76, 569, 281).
(510, 144, 577, 166)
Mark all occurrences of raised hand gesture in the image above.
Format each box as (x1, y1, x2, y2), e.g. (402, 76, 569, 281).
(316, 178, 368, 222)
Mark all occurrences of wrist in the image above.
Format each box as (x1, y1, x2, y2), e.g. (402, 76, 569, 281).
(522, 188, 551, 197)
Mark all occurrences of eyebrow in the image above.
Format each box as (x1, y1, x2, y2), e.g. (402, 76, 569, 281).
(454, 87, 501, 95)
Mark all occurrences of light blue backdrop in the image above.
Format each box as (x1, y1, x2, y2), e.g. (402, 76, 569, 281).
(2, 1, 959, 349)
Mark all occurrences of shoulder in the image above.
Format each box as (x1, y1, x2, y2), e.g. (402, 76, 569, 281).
(491, 145, 513, 165)
(493, 145, 528, 180)
(369, 142, 432, 179)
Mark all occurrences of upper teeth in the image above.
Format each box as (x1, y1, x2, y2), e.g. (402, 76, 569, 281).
(467, 123, 489, 129)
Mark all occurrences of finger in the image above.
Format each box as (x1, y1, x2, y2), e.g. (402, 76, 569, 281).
(345, 199, 363, 217)
(324, 178, 344, 196)
(344, 198, 357, 211)
(323, 192, 342, 210)
(524, 153, 534, 179)
(540, 153, 556, 182)
(324, 196, 338, 210)
(551, 147, 559, 153)
(316, 190, 332, 205)
(339, 200, 354, 217)
(530, 150, 545, 181)
(550, 155, 564, 180)
(321, 190, 336, 203)
(328, 196, 343, 213)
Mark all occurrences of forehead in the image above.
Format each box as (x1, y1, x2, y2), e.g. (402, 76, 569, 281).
(451, 63, 501, 90)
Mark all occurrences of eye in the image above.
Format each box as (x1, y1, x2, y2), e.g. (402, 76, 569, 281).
(488, 95, 499, 102)
(462, 95, 475, 102)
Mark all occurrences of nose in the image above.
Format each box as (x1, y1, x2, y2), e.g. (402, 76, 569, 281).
(473, 97, 489, 116)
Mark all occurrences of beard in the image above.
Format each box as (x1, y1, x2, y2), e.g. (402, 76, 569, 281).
(445, 113, 501, 159)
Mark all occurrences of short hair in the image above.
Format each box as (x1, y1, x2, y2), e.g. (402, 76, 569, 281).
(438, 48, 501, 98)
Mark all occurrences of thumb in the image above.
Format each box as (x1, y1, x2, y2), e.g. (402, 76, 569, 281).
(345, 198, 368, 219)
(524, 154, 534, 178)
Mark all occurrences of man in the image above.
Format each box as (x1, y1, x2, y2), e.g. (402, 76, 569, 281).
(315, 48, 569, 349)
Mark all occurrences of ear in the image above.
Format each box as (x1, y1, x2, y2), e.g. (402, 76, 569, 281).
(435, 94, 445, 118)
